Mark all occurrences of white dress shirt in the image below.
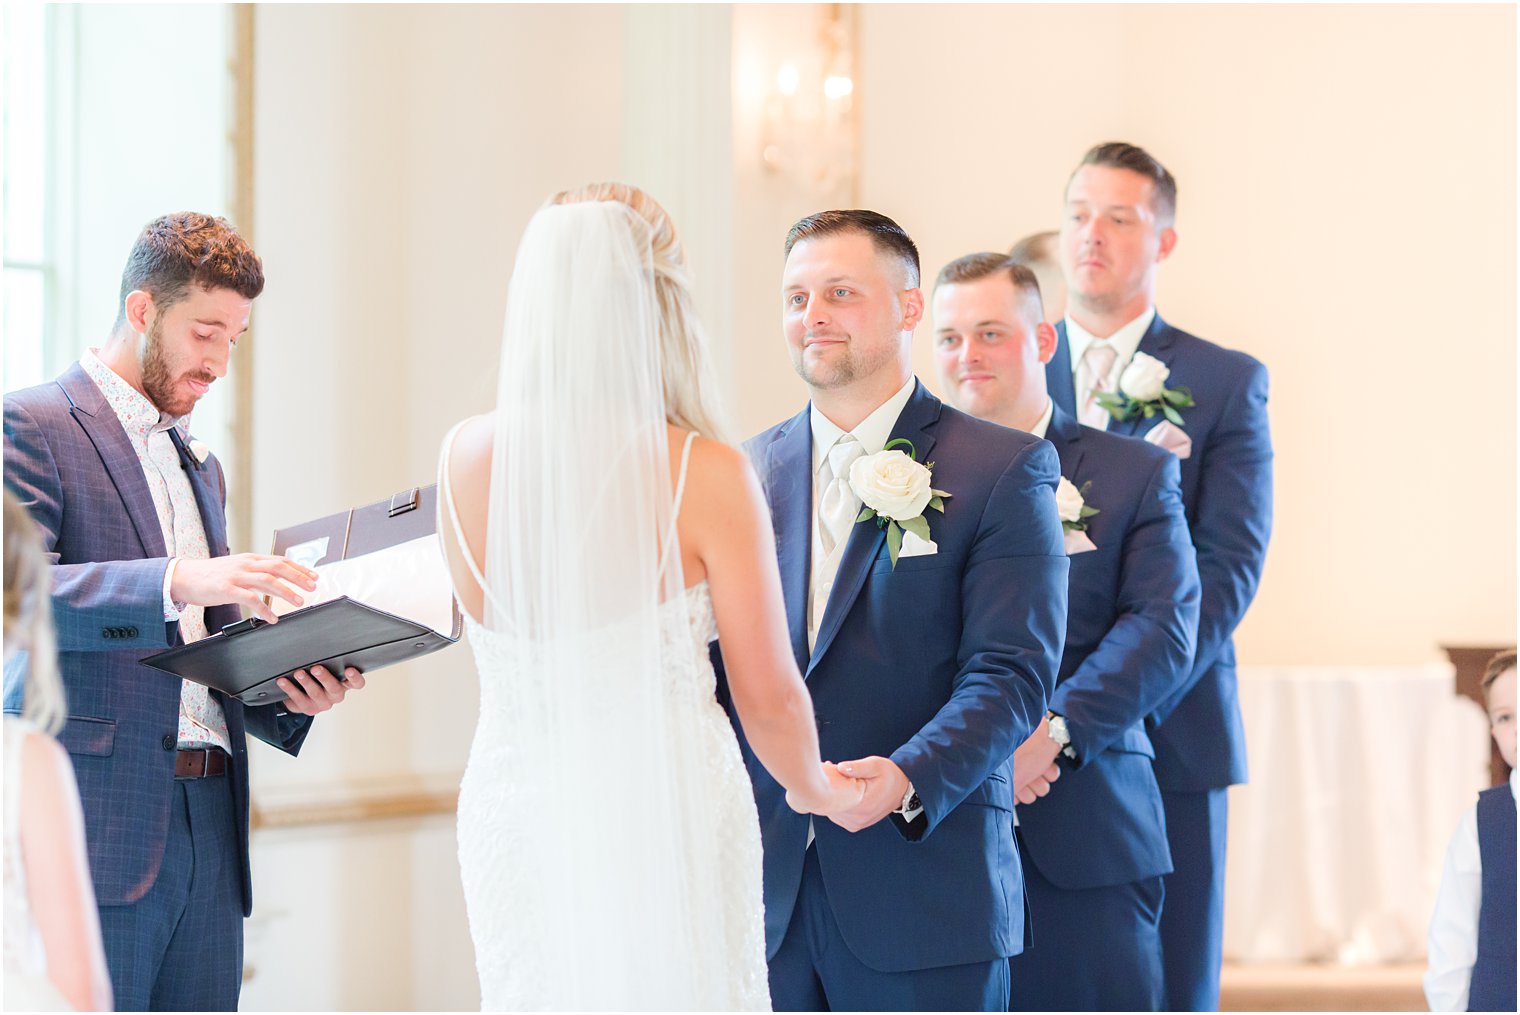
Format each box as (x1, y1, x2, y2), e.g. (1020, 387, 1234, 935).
(1065, 307, 1156, 431)
(1424, 766, 1518, 1011)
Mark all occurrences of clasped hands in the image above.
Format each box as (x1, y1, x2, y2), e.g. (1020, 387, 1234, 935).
(170, 552, 366, 716)
(1011, 715, 1062, 806)
(785, 756, 910, 833)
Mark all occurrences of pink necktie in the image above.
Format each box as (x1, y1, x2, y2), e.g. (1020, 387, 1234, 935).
(1078, 342, 1119, 430)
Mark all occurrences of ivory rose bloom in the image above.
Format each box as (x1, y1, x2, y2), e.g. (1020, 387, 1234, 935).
(849, 450, 932, 521)
(1055, 476, 1085, 524)
(1119, 352, 1171, 402)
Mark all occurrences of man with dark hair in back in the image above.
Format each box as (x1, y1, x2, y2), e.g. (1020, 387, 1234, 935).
(1047, 142, 1274, 1011)
(932, 252, 1199, 1010)
(4, 213, 365, 1010)
(1007, 230, 1066, 324)
(716, 209, 1068, 1009)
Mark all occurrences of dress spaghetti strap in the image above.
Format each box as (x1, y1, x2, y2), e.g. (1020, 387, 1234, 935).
(438, 419, 500, 621)
(655, 431, 698, 583)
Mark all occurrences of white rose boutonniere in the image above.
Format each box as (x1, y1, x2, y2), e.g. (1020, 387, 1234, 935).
(1057, 477, 1100, 555)
(1094, 351, 1195, 426)
(1056, 477, 1099, 534)
(850, 439, 950, 569)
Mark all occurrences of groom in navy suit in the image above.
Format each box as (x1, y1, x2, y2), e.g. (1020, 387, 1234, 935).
(1047, 143, 1274, 1010)
(4, 213, 364, 1010)
(933, 253, 1201, 1009)
(718, 211, 1068, 1010)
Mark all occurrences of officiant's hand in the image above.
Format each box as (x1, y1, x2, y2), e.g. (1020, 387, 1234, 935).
(1012, 721, 1062, 805)
(276, 664, 365, 715)
(828, 756, 910, 833)
(784, 762, 866, 817)
(170, 553, 319, 624)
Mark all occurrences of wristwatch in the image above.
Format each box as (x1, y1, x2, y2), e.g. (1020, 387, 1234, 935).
(1046, 712, 1077, 762)
(895, 784, 922, 818)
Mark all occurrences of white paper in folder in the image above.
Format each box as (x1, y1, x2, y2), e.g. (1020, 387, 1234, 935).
(271, 534, 456, 636)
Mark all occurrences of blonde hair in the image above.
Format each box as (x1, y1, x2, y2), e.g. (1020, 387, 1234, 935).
(547, 183, 732, 444)
(1483, 649, 1517, 698)
(3, 490, 65, 735)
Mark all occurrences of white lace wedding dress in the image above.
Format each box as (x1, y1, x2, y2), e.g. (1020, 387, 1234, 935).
(441, 427, 771, 1011)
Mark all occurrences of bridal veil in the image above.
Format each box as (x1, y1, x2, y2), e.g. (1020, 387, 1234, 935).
(471, 197, 737, 1008)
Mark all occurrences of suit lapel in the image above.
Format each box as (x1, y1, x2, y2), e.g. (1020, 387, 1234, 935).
(1047, 404, 1086, 481)
(763, 409, 813, 674)
(1048, 322, 1077, 416)
(808, 381, 942, 674)
(58, 364, 167, 558)
(168, 428, 229, 558)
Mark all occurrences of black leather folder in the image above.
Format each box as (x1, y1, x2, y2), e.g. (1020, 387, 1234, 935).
(142, 485, 461, 706)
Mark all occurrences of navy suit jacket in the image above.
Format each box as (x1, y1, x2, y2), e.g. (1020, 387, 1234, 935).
(1014, 406, 1199, 890)
(1049, 313, 1272, 790)
(3, 363, 311, 914)
(717, 380, 1068, 972)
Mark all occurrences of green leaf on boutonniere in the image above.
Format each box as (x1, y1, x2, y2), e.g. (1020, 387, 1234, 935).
(1093, 390, 1136, 422)
(886, 520, 903, 566)
(900, 514, 931, 543)
(1161, 404, 1184, 425)
(856, 506, 877, 523)
(883, 437, 918, 459)
(928, 496, 944, 513)
(1079, 504, 1100, 519)
(1162, 386, 1195, 408)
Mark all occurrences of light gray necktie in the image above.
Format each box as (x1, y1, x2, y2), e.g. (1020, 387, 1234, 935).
(817, 435, 865, 559)
(1078, 341, 1119, 429)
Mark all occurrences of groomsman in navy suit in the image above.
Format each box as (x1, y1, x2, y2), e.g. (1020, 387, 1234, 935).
(719, 211, 1068, 1010)
(1047, 143, 1274, 1011)
(933, 252, 1201, 1010)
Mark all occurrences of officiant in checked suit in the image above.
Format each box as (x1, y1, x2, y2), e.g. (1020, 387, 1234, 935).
(4, 213, 365, 1011)
(933, 252, 1201, 1010)
(1047, 143, 1273, 1011)
(717, 210, 1068, 1011)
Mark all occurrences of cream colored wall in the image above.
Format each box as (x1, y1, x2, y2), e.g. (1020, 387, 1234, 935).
(848, 3, 1516, 665)
(246, 5, 730, 1008)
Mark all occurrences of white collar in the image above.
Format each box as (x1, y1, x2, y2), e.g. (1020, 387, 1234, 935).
(1065, 306, 1157, 378)
(1027, 399, 1055, 440)
(810, 376, 918, 473)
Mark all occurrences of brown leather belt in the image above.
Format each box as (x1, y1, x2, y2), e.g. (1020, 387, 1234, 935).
(175, 748, 228, 779)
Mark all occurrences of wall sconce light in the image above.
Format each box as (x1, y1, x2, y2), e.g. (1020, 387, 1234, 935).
(760, 5, 858, 201)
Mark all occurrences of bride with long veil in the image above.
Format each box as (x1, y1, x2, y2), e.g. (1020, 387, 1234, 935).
(436, 183, 862, 1010)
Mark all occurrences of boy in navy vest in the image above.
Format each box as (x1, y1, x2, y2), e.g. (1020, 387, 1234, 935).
(1425, 649, 1516, 1011)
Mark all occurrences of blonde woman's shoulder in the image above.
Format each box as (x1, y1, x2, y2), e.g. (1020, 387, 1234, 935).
(677, 433, 764, 522)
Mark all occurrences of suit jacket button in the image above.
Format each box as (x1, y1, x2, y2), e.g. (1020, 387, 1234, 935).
(127, 627, 139, 637)
(102, 629, 112, 639)
(162, 735, 175, 751)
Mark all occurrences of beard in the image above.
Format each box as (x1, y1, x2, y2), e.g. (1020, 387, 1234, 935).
(790, 333, 900, 391)
(139, 316, 213, 418)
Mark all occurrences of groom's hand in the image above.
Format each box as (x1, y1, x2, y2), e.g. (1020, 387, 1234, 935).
(829, 756, 909, 833)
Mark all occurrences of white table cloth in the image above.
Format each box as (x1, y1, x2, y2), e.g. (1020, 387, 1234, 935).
(1222, 663, 1490, 963)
